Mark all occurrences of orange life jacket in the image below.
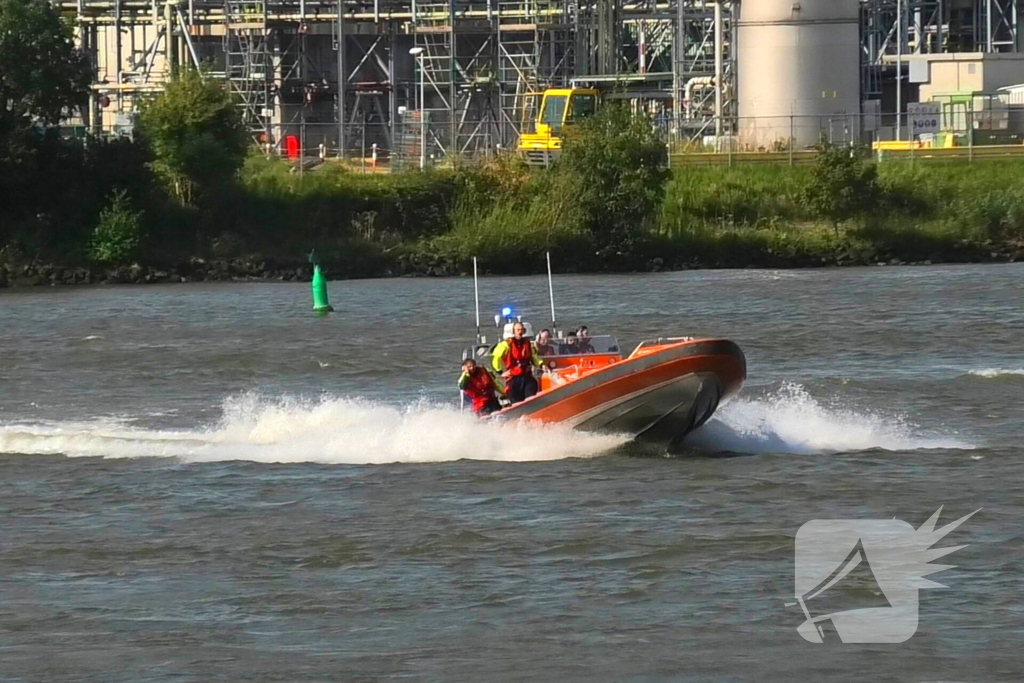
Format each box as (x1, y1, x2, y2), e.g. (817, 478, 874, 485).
(503, 337, 535, 377)
(463, 368, 497, 412)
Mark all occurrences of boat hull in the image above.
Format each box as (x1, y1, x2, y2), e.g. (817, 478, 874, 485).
(495, 339, 745, 451)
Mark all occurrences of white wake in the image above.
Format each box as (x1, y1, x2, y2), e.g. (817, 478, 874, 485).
(0, 394, 627, 464)
(686, 383, 973, 455)
(966, 368, 1024, 378)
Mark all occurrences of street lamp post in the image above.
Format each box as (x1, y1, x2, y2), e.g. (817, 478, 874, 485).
(409, 47, 426, 169)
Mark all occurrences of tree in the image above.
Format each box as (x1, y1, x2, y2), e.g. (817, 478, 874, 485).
(0, 0, 89, 128)
(557, 103, 669, 255)
(136, 69, 247, 204)
(89, 189, 143, 264)
(802, 143, 879, 234)
(1, 0, 91, 251)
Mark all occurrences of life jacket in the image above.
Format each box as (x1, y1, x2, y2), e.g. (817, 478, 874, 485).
(502, 337, 534, 376)
(463, 368, 497, 412)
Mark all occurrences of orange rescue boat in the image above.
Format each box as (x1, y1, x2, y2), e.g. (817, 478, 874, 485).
(464, 256, 745, 451)
(491, 332, 746, 451)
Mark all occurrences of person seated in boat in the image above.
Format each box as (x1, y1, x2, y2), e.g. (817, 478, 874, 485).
(491, 321, 543, 404)
(575, 326, 596, 354)
(559, 331, 581, 355)
(534, 329, 556, 357)
(458, 358, 502, 416)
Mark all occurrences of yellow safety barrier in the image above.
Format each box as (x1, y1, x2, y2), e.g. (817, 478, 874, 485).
(871, 140, 930, 151)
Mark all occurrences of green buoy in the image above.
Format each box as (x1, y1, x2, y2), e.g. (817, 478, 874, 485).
(311, 263, 334, 312)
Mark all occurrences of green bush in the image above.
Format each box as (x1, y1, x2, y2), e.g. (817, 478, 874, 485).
(89, 190, 143, 264)
(137, 69, 247, 205)
(801, 144, 879, 232)
(426, 105, 671, 273)
(559, 103, 669, 252)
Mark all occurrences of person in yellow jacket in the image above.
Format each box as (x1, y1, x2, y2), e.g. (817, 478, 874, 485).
(491, 321, 543, 404)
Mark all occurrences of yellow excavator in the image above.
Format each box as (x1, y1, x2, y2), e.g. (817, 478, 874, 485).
(516, 88, 600, 166)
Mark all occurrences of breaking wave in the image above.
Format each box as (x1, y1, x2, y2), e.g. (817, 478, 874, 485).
(966, 368, 1024, 378)
(0, 394, 627, 465)
(686, 383, 973, 455)
(0, 385, 977, 463)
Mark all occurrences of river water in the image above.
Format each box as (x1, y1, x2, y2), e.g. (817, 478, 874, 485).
(1, 264, 1021, 681)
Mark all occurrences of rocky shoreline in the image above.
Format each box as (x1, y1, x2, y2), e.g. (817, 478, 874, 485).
(0, 259, 317, 288)
(1, 244, 1021, 288)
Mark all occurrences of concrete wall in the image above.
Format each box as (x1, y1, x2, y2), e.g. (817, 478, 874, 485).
(914, 53, 1024, 101)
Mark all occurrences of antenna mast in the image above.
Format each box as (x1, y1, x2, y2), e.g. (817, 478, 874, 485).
(546, 252, 557, 334)
(473, 257, 481, 343)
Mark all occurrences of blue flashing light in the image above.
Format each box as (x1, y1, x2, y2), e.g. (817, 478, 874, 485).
(501, 306, 512, 317)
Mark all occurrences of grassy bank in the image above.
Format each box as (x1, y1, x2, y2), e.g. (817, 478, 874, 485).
(398, 158, 1024, 275)
(205, 156, 1024, 276)
(645, 161, 1024, 269)
(3, 154, 1023, 286)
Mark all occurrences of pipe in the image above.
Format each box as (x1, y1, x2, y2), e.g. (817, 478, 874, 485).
(897, 0, 903, 140)
(115, 0, 121, 109)
(639, 19, 646, 75)
(714, 1, 723, 137)
(684, 76, 715, 118)
(449, 0, 456, 164)
(337, 0, 344, 156)
(163, 0, 175, 78)
(418, 54, 426, 168)
(987, 0, 994, 52)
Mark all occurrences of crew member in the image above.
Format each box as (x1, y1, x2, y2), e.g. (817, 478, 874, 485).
(559, 331, 580, 355)
(492, 321, 543, 404)
(458, 358, 502, 416)
(534, 329, 556, 357)
(576, 326, 595, 354)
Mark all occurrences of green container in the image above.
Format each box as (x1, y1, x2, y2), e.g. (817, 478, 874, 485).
(311, 264, 334, 312)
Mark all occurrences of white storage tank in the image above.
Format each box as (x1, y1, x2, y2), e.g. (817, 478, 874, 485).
(737, 0, 861, 149)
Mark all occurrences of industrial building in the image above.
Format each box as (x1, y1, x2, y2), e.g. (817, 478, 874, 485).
(62, 0, 1024, 158)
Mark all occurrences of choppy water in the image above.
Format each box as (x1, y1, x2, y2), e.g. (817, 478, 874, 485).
(1, 265, 1022, 681)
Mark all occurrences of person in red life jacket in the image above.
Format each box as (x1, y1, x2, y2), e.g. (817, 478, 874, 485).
(458, 358, 502, 416)
(491, 321, 543, 404)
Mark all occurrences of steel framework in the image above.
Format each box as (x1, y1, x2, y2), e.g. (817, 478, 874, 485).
(862, 0, 1022, 97)
(61, 0, 1022, 157)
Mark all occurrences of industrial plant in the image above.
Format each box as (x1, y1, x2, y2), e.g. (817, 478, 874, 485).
(64, 0, 1024, 160)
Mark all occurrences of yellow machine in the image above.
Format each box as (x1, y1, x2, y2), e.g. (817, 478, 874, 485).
(516, 88, 599, 166)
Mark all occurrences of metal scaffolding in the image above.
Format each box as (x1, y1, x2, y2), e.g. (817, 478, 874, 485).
(224, 0, 272, 140)
(862, 0, 1022, 97)
(61, 0, 1023, 157)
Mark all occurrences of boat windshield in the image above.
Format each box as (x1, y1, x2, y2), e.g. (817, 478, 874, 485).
(538, 334, 620, 357)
